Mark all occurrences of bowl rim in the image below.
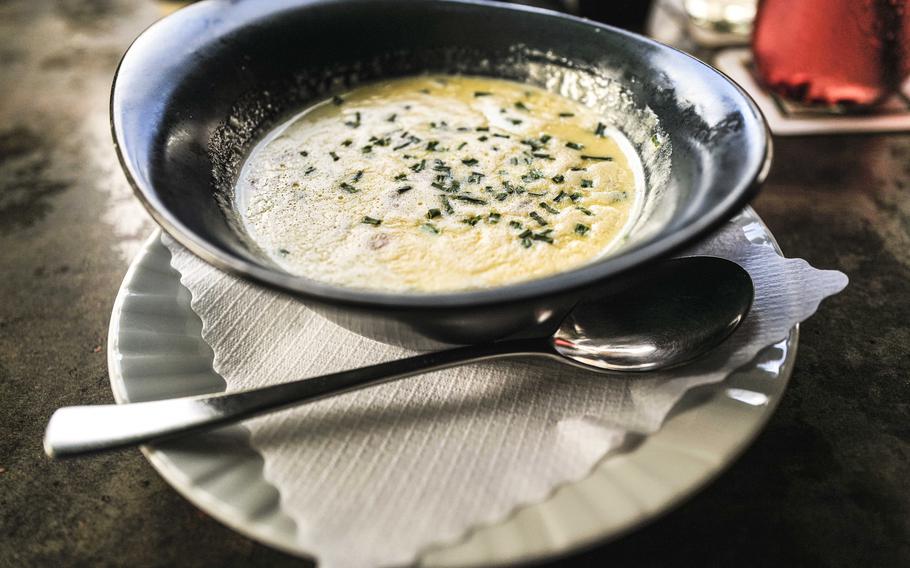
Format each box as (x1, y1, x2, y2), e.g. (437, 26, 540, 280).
(111, 0, 772, 310)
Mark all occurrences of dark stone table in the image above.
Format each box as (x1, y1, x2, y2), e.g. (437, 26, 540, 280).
(1, 1, 907, 566)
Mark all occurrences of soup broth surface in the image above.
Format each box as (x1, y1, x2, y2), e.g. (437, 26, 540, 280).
(237, 75, 641, 292)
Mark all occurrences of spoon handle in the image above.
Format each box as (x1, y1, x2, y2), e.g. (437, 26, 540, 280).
(44, 337, 552, 458)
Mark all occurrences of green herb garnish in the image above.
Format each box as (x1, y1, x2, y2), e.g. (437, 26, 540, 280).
(559, 112, 574, 117)
(580, 179, 593, 188)
(340, 182, 359, 193)
(422, 223, 440, 234)
(410, 159, 426, 172)
(394, 173, 408, 181)
(299, 150, 308, 157)
(576, 206, 594, 216)
(565, 142, 584, 151)
(462, 215, 482, 226)
(594, 122, 606, 137)
(551, 174, 565, 184)
(514, 101, 530, 111)
(362, 145, 372, 154)
(581, 155, 613, 161)
(474, 91, 492, 97)
(539, 202, 559, 215)
(553, 190, 568, 202)
(396, 185, 413, 194)
(529, 211, 548, 226)
(352, 170, 364, 183)
(329, 151, 340, 162)
(461, 158, 479, 166)
(452, 195, 488, 205)
(457, 142, 468, 150)
(441, 195, 454, 214)
(509, 220, 523, 229)
(487, 212, 501, 223)
(304, 166, 316, 175)
(344, 111, 361, 128)
(361, 216, 382, 226)
(427, 208, 442, 219)
(575, 223, 590, 236)
(426, 140, 440, 151)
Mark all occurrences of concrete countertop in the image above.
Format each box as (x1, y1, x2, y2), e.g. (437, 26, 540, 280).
(1, 0, 907, 566)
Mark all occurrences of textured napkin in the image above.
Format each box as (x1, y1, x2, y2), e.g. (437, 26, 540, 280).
(164, 212, 846, 568)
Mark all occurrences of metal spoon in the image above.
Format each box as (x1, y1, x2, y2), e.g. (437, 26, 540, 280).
(44, 256, 752, 458)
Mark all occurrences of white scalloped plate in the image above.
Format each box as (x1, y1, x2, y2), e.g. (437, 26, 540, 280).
(108, 207, 797, 566)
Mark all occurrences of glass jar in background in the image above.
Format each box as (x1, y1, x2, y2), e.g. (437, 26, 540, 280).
(752, 0, 910, 110)
(684, 0, 757, 46)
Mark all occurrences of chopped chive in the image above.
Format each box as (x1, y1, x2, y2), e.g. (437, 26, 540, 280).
(553, 190, 568, 202)
(539, 134, 552, 143)
(559, 112, 574, 117)
(396, 185, 413, 194)
(476, 126, 490, 132)
(509, 220, 523, 229)
(426, 140, 440, 151)
(304, 166, 316, 175)
(393, 140, 413, 151)
(532, 153, 554, 160)
(575, 223, 590, 236)
(362, 145, 372, 154)
(551, 174, 565, 184)
(529, 211, 548, 226)
(651, 133, 662, 147)
(329, 151, 340, 162)
(532, 231, 554, 244)
(474, 91, 492, 97)
(570, 192, 583, 202)
(570, 166, 587, 171)
(341, 139, 353, 147)
(518, 229, 532, 239)
(387, 113, 397, 122)
(509, 118, 523, 125)
(580, 179, 593, 188)
(394, 173, 408, 181)
(565, 142, 585, 150)
(422, 223, 440, 234)
(352, 170, 364, 183)
(340, 182, 359, 193)
(457, 126, 471, 132)
(478, 135, 489, 142)
(462, 215, 482, 226)
(440, 195, 454, 214)
(495, 192, 508, 201)
(427, 208, 442, 219)
(581, 155, 613, 161)
(278, 248, 290, 256)
(514, 101, 530, 111)
(332, 95, 345, 106)
(299, 150, 309, 157)
(461, 158, 479, 166)
(361, 216, 382, 225)
(576, 205, 594, 216)
(493, 133, 510, 139)
(457, 141, 468, 150)
(595, 122, 606, 137)
(487, 212, 501, 223)
(452, 195, 488, 205)
(410, 159, 426, 172)
(344, 111, 361, 128)
(467, 171, 485, 184)
(539, 202, 559, 215)
(521, 237, 532, 248)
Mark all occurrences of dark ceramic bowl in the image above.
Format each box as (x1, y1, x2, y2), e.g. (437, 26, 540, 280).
(112, 0, 770, 348)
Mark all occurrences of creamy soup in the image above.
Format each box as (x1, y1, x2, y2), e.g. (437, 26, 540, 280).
(237, 75, 641, 292)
